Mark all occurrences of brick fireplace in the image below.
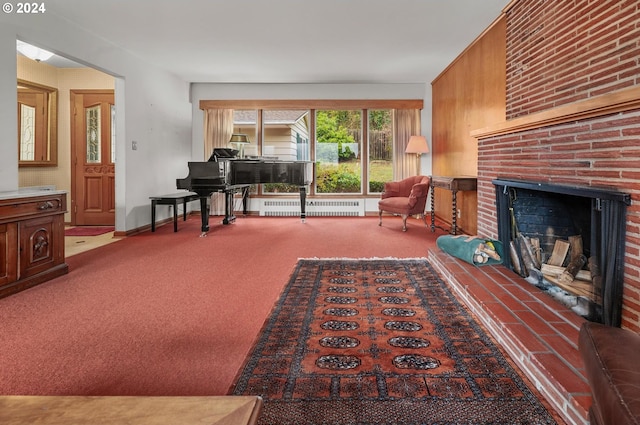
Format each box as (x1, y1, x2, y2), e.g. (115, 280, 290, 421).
(493, 178, 630, 326)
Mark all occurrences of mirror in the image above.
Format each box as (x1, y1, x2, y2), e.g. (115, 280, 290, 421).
(17, 79, 58, 166)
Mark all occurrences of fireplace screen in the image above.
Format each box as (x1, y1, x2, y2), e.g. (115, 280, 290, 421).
(493, 179, 630, 326)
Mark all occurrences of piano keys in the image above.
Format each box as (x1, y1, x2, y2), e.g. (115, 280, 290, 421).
(177, 158, 313, 234)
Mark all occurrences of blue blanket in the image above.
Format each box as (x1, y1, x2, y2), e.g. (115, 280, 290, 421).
(436, 235, 503, 266)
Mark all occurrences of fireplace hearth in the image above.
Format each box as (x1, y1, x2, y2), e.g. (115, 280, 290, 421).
(493, 178, 630, 326)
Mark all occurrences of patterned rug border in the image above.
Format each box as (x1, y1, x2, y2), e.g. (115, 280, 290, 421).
(231, 258, 559, 425)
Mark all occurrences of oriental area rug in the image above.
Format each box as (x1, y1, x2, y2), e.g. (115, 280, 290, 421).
(231, 259, 558, 425)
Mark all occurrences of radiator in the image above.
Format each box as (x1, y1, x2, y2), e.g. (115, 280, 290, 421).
(260, 199, 364, 217)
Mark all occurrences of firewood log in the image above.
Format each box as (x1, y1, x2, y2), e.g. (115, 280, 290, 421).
(523, 236, 541, 269)
(548, 240, 570, 266)
(568, 235, 583, 260)
(531, 238, 541, 264)
(478, 243, 501, 261)
(545, 274, 600, 302)
(558, 254, 587, 285)
(540, 264, 591, 281)
(517, 234, 537, 273)
(509, 241, 523, 275)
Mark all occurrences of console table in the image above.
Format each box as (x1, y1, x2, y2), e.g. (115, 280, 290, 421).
(0, 395, 263, 425)
(430, 176, 477, 235)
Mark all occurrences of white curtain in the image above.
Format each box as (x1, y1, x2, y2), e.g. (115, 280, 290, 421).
(203, 109, 234, 215)
(393, 109, 422, 180)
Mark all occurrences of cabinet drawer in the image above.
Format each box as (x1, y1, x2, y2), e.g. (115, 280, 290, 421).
(0, 194, 65, 222)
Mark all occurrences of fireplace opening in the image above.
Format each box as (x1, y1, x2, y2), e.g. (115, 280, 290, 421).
(493, 179, 630, 326)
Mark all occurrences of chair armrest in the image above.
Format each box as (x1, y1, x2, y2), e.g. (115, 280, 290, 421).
(408, 183, 430, 208)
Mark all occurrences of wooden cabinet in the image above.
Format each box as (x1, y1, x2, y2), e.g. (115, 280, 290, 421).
(0, 191, 68, 298)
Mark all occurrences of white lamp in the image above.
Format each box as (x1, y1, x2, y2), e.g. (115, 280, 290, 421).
(16, 40, 54, 62)
(405, 135, 429, 174)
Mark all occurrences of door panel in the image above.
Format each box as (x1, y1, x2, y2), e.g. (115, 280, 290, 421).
(71, 91, 115, 226)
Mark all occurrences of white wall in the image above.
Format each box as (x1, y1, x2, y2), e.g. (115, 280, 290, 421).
(1, 12, 435, 230)
(0, 13, 192, 232)
(190, 83, 433, 177)
(0, 26, 18, 190)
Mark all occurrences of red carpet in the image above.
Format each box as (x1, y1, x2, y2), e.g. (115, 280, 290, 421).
(65, 226, 114, 237)
(0, 216, 446, 396)
(232, 259, 559, 424)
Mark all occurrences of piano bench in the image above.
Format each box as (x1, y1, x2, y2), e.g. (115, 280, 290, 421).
(150, 192, 199, 232)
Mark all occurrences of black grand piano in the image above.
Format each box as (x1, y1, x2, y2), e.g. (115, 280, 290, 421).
(177, 148, 313, 235)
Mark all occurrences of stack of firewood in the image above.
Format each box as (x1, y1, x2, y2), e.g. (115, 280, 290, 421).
(510, 234, 601, 303)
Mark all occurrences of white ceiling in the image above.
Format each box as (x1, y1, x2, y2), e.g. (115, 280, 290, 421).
(36, 0, 508, 84)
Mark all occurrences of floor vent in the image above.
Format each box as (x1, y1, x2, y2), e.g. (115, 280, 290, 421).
(260, 199, 364, 217)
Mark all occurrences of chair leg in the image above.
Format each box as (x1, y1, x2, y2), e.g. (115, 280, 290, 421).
(378, 210, 383, 226)
(401, 214, 408, 232)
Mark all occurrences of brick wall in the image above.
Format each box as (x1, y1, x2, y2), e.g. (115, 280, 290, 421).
(477, 0, 640, 331)
(506, 0, 640, 119)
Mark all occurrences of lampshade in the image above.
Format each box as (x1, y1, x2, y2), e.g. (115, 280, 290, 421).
(405, 136, 429, 155)
(16, 40, 54, 62)
(229, 133, 250, 144)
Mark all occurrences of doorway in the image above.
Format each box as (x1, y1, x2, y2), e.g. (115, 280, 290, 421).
(70, 90, 115, 226)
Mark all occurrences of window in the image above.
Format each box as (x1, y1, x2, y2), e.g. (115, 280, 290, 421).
(201, 99, 423, 196)
(368, 110, 393, 193)
(263, 109, 310, 193)
(315, 110, 362, 194)
(232, 110, 258, 157)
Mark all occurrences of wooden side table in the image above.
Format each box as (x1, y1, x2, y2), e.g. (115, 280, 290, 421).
(0, 395, 263, 425)
(430, 176, 477, 235)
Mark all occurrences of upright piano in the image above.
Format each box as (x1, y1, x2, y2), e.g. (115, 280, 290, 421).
(177, 151, 313, 234)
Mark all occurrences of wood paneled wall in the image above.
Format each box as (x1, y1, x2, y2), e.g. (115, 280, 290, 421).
(430, 15, 507, 235)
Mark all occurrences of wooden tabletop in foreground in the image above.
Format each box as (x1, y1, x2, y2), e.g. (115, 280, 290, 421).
(0, 395, 263, 425)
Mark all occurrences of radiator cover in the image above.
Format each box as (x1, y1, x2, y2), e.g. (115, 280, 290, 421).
(260, 199, 364, 217)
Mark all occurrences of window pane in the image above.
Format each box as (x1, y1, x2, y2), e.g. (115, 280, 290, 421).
(232, 110, 258, 158)
(19, 104, 35, 161)
(368, 110, 393, 193)
(315, 110, 362, 194)
(263, 110, 310, 194)
(86, 105, 101, 163)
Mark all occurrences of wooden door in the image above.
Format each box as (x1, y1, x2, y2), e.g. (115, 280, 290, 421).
(71, 91, 115, 226)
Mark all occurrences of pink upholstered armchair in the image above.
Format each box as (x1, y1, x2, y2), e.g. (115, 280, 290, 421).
(378, 175, 431, 231)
